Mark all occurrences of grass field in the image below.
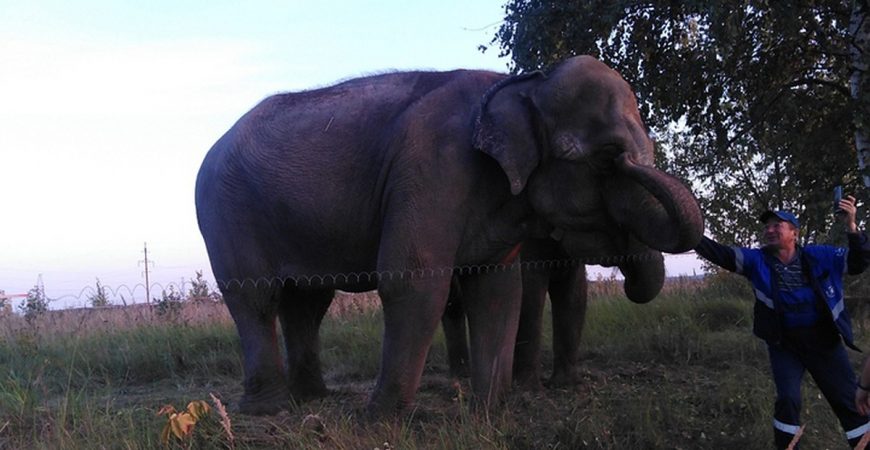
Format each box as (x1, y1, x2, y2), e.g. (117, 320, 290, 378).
(1, 276, 867, 449)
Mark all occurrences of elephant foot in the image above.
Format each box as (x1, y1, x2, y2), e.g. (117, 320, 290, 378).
(236, 387, 292, 415)
(512, 368, 544, 390)
(365, 388, 414, 420)
(235, 374, 292, 415)
(290, 381, 330, 402)
(547, 366, 582, 387)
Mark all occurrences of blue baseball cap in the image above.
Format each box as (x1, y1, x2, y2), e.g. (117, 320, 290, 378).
(759, 210, 800, 228)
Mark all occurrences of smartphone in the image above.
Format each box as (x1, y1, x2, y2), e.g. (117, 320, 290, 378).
(834, 185, 843, 214)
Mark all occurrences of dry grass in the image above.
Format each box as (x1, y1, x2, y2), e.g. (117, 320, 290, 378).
(3, 279, 869, 449)
(0, 301, 230, 341)
(0, 291, 383, 342)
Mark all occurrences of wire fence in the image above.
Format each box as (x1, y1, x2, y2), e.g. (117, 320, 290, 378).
(1, 251, 703, 313)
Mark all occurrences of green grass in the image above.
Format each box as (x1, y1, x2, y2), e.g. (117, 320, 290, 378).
(0, 286, 867, 449)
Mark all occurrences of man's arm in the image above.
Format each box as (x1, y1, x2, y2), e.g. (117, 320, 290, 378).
(856, 356, 870, 415)
(846, 232, 870, 275)
(695, 236, 739, 273)
(838, 195, 870, 274)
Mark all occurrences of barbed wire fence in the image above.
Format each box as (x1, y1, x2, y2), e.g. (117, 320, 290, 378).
(1, 251, 703, 313)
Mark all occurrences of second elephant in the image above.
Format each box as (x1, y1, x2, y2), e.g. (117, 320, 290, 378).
(443, 238, 663, 387)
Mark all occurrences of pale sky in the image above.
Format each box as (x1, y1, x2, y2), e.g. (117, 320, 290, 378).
(0, 1, 703, 309)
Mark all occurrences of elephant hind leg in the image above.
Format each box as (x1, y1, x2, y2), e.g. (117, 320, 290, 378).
(277, 286, 334, 401)
(443, 277, 470, 378)
(222, 284, 290, 415)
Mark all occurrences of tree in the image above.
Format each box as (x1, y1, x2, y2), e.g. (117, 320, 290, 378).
(19, 283, 48, 322)
(88, 278, 111, 308)
(491, 0, 865, 245)
(851, 0, 870, 187)
(187, 270, 222, 303)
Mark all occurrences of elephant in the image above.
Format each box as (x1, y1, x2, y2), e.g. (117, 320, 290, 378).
(442, 237, 663, 388)
(194, 55, 703, 417)
(441, 239, 589, 386)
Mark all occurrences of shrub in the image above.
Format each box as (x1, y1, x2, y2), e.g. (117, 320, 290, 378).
(18, 284, 48, 322)
(88, 278, 111, 308)
(154, 286, 184, 320)
(187, 270, 222, 303)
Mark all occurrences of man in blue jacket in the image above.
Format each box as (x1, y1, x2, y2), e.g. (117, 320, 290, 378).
(695, 195, 870, 448)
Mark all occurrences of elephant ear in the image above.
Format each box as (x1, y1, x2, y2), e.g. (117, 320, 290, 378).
(473, 72, 546, 195)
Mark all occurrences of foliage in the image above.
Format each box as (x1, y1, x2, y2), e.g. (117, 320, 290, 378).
(850, 0, 870, 187)
(154, 285, 184, 319)
(490, 0, 868, 245)
(187, 270, 222, 303)
(88, 278, 111, 308)
(18, 283, 48, 322)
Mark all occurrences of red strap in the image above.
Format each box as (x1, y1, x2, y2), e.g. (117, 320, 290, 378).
(500, 243, 524, 265)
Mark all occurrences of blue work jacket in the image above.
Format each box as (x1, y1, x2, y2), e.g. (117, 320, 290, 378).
(695, 233, 870, 350)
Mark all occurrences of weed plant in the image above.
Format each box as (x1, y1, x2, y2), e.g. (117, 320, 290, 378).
(1, 284, 868, 448)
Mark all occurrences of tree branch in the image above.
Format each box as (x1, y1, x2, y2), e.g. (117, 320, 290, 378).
(782, 77, 851, 97)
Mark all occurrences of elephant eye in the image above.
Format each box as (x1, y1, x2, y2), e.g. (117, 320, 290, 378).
(552, 134, 586, 161)
(587, 144, 623, 171)
(598, 144, 623, 161)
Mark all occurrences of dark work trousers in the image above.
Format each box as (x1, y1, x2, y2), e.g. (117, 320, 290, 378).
(768, 336, 868, 449)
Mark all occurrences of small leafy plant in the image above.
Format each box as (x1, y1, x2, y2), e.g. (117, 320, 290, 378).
(88, 278, 111, 307)
(157, 400, 211, 446)
(156, 394, 234, 449)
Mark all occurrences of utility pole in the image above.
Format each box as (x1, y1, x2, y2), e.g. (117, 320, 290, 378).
(36, 273, 45, 299)
(139, 242, 154, 304)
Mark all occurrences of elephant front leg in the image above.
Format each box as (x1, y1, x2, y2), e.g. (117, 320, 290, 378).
(512, 268, 549, 389)
(548, 265, 588, 386)
(223, 285, 290, 415)
(463, 269, 523, 408)
(367, 277, 452, 418)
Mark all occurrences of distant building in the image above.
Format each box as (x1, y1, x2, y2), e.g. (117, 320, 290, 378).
(0, 289, 27, 315)
(0, 290, 11, 315)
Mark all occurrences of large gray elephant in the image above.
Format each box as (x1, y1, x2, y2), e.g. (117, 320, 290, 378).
(195, 56, 703, 417)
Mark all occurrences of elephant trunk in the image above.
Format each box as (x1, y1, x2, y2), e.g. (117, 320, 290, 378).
(604, 153, 703, 254)
(618, 250, 665, 304)
(557, 232, 666, 304)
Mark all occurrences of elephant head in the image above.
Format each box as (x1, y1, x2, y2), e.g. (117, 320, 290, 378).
(474, 56, 703, 303)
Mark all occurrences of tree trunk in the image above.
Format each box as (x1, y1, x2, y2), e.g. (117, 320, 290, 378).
(850, 0, 870, 187)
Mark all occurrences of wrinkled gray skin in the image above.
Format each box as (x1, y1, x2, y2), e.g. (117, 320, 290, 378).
(443, 238, 663, 387)
(195, 56, 703, 417)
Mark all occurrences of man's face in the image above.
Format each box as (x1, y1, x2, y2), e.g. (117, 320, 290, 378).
(763, 218, 798, 250)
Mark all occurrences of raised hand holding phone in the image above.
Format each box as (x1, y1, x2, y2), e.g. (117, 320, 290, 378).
(836, 190, 858, 233)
